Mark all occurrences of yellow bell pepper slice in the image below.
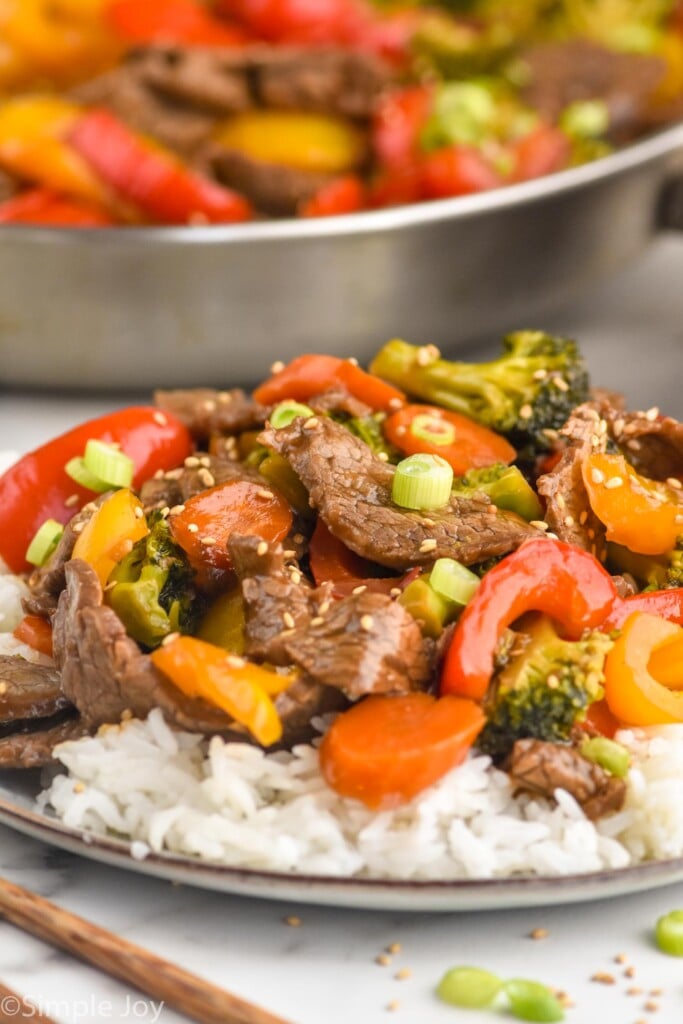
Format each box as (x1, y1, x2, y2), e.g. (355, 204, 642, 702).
(72, 489, 149, 588)
(214, 111, 366, 174)
(197, 584, 246, 655)
(0, 96, 108, 203)
(604, 612, 683, 725)
(152, 636, 296, 746)
(582, 452, 683, 556)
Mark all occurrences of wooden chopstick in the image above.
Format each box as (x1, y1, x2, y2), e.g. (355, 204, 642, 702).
(0, 980, 59, 1024)
(0, 877, 291, 1024)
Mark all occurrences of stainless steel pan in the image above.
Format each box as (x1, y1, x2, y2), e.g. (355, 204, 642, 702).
(1, 122, 682, 391)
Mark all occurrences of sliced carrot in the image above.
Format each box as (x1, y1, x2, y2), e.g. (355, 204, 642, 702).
(384, 403, 515, 475)
(308, 519, 398, 597)
(253, 353, 405, 413)
(13, 615, 53, 658)
(319, 693, 485, 810)
(170, 479, 293, 574)
(580, 698, 621, 739)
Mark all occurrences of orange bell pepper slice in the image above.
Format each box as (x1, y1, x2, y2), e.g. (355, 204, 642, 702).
(648, 629, 683, 691)
(582, 452, 683, 556)
(603, 612, 683, 725)
(319, 693, 485, 810)
(0, 97, 109, 206)
(72, 489, 149, 587)
(152, 636, 295, 746)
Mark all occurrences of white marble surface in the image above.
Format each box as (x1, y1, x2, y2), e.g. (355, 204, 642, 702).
(0, 237, 683, 1024)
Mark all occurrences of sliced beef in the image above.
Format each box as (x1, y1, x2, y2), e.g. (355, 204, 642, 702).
(521, 41, 665, 142)
(23, 495, 107, 618)
(261, 416, 537, 570)
(281, 590, 431, 697)
(509, 738, 626, 821)
(53, 560, 240, 733)
(308, 387, 373, 420)
(0, 657, 70, 722)
(154, 388, 267, 441)
(0, 715, 87, 770)
(605, 408, 683, 482)
(209, 148, 332, 217)
(274, 677, 347, 748)
(537, 402, 608, 556)
(229, 534, 329, 664)
(140, 452, 262, 510)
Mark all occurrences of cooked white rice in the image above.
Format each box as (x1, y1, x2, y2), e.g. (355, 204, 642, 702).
(40, 711, 683, 879)
(1, 454, 682, 881)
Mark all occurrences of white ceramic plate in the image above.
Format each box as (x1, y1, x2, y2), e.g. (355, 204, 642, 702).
(2, 772, 683, 912)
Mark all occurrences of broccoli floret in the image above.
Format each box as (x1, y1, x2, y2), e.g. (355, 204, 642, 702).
(107, 514, 201, 649)
(451, 463, 543, 521)
(608, 537, 683, 591)
(369, 332, 590, 456)
(334, 412, 402, 463)
(477, 615, 613, 762)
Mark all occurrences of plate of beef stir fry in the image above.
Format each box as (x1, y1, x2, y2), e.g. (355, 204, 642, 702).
(1, 1, 683, 224)
(1, 333, 683, 910)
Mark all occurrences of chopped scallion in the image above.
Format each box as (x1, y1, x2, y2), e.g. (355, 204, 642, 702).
(392, 454, 453, 510)
(503, 979, 564, 1022)
(25, 519, 64, 567)
(410, 413, 456, 447)
(655, 910, 683, 957)
(430, 558, 480, 607)
(580, 736, 630, 779)
(436, 966, 502, 1008)
(65, 456, 110, 493)
(83, 439, 134, 489)
(270, 401, 315, 429)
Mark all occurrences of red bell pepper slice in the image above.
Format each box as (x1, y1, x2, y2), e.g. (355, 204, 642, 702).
(68, 110, 253, 225)
(372, 85, 434, 169)
(511, 124, 571, 183)
(217, 0, 362, 44)
(300, 175, 366, 218)
(13, 616, 54, 658)
(106, 0, 251, 46)
(420, 145, 502, 200)
(384, 404, 515, 475)
(0, 189, 114, 227)
(602, 589, 683, 631)
(309, 519, 401, 597)
(440, 537, 618, 701)
(0, 407, 192, 574)
(253, 353, 405, 412)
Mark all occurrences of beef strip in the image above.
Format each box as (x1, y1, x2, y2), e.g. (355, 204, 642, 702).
(261, 416, 538, 570)
(208, 148, 333, 216)
(229, 534, 330, 664)
(521, 41, 665, 143)
(53, 559, 239, 733)
(308, 388, 373, 420)
(0, 656, 71, 722)
(154, 388, 267, 441)
(604, 408, 683, 482)
(274, 677, 348, 747)
(23, 495, 107, 618)
(509, 738, 626, 820)
(537, 402, 608, 556)
(0, 715, 87, 770)
(140, 452, 262, 510)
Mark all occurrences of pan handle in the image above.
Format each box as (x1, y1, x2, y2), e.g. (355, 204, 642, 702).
(659, 172, 683, 230)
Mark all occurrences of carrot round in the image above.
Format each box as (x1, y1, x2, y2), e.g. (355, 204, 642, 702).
(319, 693, 485, 810)
(170, 479, 293, 573)
(13, 615, 54, 658)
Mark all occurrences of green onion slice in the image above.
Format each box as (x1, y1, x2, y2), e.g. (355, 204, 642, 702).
(65, 456, 111, 493)
(503, 979, 564, 1023)
(436, 966, 502, 1009)
(83, 439, 134, 489)
(580, 736, 630, 779)
(410, 413, 455, 447)
(655, 910, 683, 957)
(430, 558, 480, 607)
(270, 401, 315, 430)
(25, 519, 64, 567)
(392, 454, 453, 511)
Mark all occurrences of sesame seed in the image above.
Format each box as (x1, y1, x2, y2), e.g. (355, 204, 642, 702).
(628, 439, 642, 451)
(293, 533, 305, 544)
(388, 398, 404, 411)
(161, 632, 180, 646)
(310, 617, 324, 627)
(376, 954, 391, 967)
(165, 468, 184, 480)
(553, 376, 569, 392)
(591, 435, 601, 448)
(270, 360, 285, 374)
(289, 570, 301, 585)
(318, 600, 331, 615)
(283, 612, 295, 629)
(422, 518, 435, 527)
(199, 456, 211, 468)
(153, 411, 168, 427)
(556, 494, 566, 510)
(283, 915, 302, 927)
(530, 520, 549, 531)
(360, 614, 374, 632)
(605, 477, 624, 490)
(198, 469, 215, 488)
(649, 989, 663, 997)
(65, 493, 80, 508)
(546, 532, 559, 540)
(529, 928, 549, 940)
(73, 782, 86, 794)
(72, 522, 85, 534)
(419, 538, 437, 553)
(377, 452, 389, 462)
(386, 943, 402, 954)
(169, 504, 186, 515)
(256, 489, 275, 500)
(283, 549, 297, 559)
(416, 344, 440, 366)
(134, 506, 144, 519)
(643, 1000, 659, 1012)
(613, 418, 625, 435)
(394, 969, 411, 981)
(201, 536, 217, 547)
(352, 585, 367, 595)
(257, 541, 269, 556)
(390, 587, 402, 598)
(591, 468, 605, 484)
(160, 506, 171, 519)
(519, 403, 533, 420)
(184, 456, 200, 468)
(587, 528, 596, 539)
(202, 400, 216, 413)
(563, 515, 575, 527)
(186, 523, 199, 534)
(0, 683, 6, 695)
(645, 406, 660, 421)
(226, 655, 245, 669)
(579, 510, 589, 525)
(624, 966, 637, 978)
(546, 674, 560, 690)
(154, 469, 164, 479)
(347, 356, 359, 366)
(626, 987, 643, 996)
(614, 954, 628, 964)
(533, 368, 548, 380)
(396, 425, 407, 436)
(385, 1001, 400, 1012)
(218, 391, 233, 404)
(279, 629, 295, 638)
(667, 477, 682, 489)
(591, 972, 616, 985)
(556, 992, 574, 1009)
(303, 417, 320, 430)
